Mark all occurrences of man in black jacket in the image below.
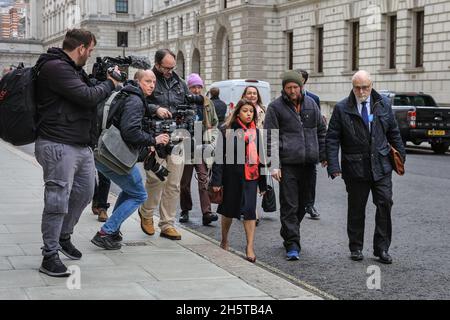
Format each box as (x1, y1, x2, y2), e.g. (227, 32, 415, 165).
(91, 69, 169, 250)
(326, 70, 405, 264)
(34, 29, 120, 277)
(210, 87, 227, 127)
(264, 71, 327, 261)
(138, 49, 190, 241)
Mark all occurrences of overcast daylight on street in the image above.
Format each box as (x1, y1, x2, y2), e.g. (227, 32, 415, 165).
(0, 0, 449, 309)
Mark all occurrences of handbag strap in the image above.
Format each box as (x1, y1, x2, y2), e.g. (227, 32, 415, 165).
(102, 91, 120, 130)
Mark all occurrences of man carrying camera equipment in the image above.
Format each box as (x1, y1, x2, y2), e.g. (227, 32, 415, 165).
(91, 69, 170, 250)
(34, 29, 120, 277)
(138, 49, 189, 240)
(90, 55, 151, 224)
(179, 73, 219, 226)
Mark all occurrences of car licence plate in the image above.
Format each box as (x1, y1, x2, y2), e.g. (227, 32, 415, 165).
(428, 130, 446, 136)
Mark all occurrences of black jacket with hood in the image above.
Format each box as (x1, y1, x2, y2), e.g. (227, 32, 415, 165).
(35, 47, 115, 147)
(264, 91, 327, 167)
(112, 81, 156, 153)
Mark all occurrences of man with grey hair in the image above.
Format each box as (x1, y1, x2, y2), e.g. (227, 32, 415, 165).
(326, 70, 405, 264)
(91, 69, 170, 250)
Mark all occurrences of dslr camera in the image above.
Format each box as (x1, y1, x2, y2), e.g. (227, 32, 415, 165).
(143, 150, 169, 182)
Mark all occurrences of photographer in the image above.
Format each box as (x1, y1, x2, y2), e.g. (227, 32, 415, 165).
(179, 73, 219, 226)
(91, 69, 170, 250)
(34, 29, 120, 277)
(138, 49, 189, 240)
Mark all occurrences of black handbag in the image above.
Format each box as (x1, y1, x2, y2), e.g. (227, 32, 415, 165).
(262, 175, 276, 212)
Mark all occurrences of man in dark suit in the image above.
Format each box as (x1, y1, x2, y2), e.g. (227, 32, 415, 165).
(297, 69, 321, 220)
(326, 70, 405, 264)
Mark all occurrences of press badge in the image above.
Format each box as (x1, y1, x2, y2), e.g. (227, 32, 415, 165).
(368, 115, 374, 123)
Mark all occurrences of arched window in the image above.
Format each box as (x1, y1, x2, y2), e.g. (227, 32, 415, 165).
(177, 51, 186, 79)
(192, 48, 201, 76)
(216, 26, 230, 80)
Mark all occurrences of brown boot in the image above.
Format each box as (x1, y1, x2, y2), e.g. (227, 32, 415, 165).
(160, 227, 181, 240)
(138, 210, 155, 236)
(97, 208, 108, 222)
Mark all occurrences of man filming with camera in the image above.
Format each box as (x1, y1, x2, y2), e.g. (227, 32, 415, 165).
(34, 29, 120, 277)
(138, 49, 190, 240)
(91, 69, 170, 250)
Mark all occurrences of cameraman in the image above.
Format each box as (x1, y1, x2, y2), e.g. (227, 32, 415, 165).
(179, 73, 219, 226)
(91, 69, 170, 250)
(138, 49, 188, 240)
(34, 29, 120, 277)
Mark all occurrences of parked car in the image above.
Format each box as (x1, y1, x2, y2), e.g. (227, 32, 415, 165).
(208, 79, 271, 113)
(380, 91, 450, 154)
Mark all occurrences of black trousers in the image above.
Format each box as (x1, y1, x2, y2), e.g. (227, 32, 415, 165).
(344, 174, 393, 254)
(304, 164, 317, 207)
(92, 171, 111, 209)
(279, 164, 316, 252)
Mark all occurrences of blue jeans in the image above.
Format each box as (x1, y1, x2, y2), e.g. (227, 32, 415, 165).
(95, 162, 147, 234)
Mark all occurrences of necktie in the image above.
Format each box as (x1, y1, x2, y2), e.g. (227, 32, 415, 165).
(361, 101, 369, 129)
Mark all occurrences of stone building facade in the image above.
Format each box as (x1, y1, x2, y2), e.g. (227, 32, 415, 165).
(1, 0, 450, 114)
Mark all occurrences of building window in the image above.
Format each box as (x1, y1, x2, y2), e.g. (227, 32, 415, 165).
(415, 10, 424, 68)
(179, 16, 183, 36)
(388, 15, 397, 69)
(223, 0, 227, 9)
(316, 26, 324, 73)
(116, 0, 128, 14)
(286, 31, 293, 70)
(166, 21, 170, 39)
(351, 21, 360, 71)
(117, 31, 128, 47)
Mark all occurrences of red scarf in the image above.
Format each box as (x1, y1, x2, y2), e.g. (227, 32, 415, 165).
(236, 118, 259, 181)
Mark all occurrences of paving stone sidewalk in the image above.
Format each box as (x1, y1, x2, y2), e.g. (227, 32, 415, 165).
(0, 140, 321, 300)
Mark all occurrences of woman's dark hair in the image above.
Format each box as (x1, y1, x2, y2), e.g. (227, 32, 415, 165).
(155, 49, 176, 65)
(62, 29, 97, 51)
(241, 86, 263, 107)
(224, 99, 258, 129)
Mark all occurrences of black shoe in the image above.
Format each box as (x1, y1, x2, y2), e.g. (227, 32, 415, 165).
(59, 237, 82, 260)
(39, 254, 71, 277)
(374, 251, 393, 264)
(202, 213, 218, 226)
(306, 206, 320, 220)
(91, 232, 122, 250)
(256, 218, 260, 227)
(179, 211, 189, 223)
(111, 230, 123, 242)
(350, 250, 364, 261)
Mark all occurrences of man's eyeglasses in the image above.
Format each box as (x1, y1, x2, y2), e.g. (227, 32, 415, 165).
(158, 64, 177, 72)
(353, 85, 371, 91)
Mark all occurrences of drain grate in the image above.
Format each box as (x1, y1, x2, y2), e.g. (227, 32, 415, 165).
(123, 241, 150, 247)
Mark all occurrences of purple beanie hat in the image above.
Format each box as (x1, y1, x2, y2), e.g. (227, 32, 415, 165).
(187, 73, 204, 88)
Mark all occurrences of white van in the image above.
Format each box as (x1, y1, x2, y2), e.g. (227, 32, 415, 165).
(208, 79, 271, 111)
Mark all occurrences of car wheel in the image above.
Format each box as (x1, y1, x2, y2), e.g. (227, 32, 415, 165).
(431, 142, 449, 154)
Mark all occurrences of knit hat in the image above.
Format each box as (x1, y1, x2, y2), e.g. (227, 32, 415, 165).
(281, 70, 304, 88)
(187, 73, 204, 88)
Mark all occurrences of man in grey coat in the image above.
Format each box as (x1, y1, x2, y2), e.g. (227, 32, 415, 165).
(264, 70, 327, 261)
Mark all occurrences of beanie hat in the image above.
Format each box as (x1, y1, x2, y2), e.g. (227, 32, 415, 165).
(187, 73, 204, 88)
(281, 70, 304, 88)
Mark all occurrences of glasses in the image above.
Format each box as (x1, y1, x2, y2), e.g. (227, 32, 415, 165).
(353, 85, 371, 91)
(158, 64, 177, 72)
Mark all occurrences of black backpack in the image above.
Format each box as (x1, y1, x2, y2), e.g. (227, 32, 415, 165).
(0, 62, 46, 146)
